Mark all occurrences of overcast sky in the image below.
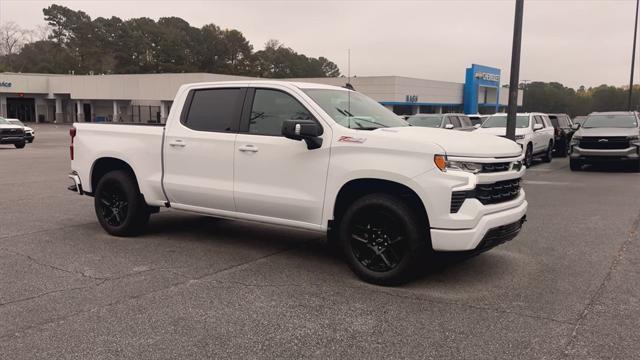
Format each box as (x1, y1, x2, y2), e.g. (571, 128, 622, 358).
(0, 0, 638, 88)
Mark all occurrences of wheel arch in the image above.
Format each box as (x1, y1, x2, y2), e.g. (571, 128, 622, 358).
(329, 178, 430, 230)
(90, 157, 141, 195)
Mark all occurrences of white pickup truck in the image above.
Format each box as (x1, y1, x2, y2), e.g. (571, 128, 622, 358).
(69, 81, 527, 285)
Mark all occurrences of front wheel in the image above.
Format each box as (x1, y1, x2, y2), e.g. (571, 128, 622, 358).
(338, 193, 429, 286)
(94, 170, 150, 236)
(524, 144, 533, 168)
(14, 142, 25, 149)
(570, 159, 582, 171)
(542, 141, 553, 163)
(557, 138, 569, 157)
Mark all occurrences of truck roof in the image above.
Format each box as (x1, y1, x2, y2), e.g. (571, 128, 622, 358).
(180, 80, 347, 91)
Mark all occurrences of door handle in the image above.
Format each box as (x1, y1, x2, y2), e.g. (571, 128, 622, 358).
(238, 144, 258, 153)
(169, 139, 186, 147)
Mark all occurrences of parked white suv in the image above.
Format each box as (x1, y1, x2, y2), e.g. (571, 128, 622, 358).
(475, 112, 555, 167)
(68, 81, 527, 285)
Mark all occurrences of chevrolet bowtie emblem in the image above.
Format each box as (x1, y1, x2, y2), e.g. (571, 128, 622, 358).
(598, 139, 608, 142)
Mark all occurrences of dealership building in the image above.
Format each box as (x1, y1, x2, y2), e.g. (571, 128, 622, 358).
(0, 64, 521, 123)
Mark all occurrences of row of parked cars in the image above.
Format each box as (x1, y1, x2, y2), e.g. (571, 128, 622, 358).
(0, 117, 35, 148)
(403, 111, 640, 171)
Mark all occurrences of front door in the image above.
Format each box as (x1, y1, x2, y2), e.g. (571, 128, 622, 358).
(7, 98, 35, 122)
(234, 87, 331, 225)
(163, 86, 246, 211)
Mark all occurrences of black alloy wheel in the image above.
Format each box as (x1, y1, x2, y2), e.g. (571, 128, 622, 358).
(339, 193, 428, 285)
(542, 141, 553, 163)
(524, 144, 533, 167)
(349, 208, 408, 273)
(98, 182, 129, 227)
(94, 170, 150, 236)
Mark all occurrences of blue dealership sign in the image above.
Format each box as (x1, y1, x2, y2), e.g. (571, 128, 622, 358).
(463, 64, 501, 114)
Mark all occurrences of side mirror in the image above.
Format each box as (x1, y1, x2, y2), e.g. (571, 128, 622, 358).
(533, 123, 544, 131)
(282, 119, 323, 150)
(474, 123, 481, 129)
(571, 123, 581, 130)
(444, 123, 454, 129)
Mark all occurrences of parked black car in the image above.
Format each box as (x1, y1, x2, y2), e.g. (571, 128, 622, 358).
(548, 113, 574, 157)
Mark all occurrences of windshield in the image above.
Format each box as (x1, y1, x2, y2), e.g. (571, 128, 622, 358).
(0, 117, 8, 125)
(406, 115, 442, 128)
(481, 115, 530, 128)
(582, 114, 638, 128)
(303, 89, 408, 130)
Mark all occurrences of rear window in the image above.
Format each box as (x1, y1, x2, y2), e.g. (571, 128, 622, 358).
(183, 88, 244, 132)
(446, 116, 462, 128)
(407, 115, 442, 128)
(459, 116, 472, 127)
(482, 115, 530, 128)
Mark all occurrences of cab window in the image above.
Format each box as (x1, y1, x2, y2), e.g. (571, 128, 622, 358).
(248, 89, 314, 136)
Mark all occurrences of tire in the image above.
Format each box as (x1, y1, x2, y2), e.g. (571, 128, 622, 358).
(542, 141, 553, 163)
(635, 160, 640, 172)
(27, 140, 33, 143)
(570, 159, 582, 171)
(524, 144, 533, 168)
(338, 193, 429, 286)
(14, 142, 25, 149)
(94, 170, 150, 236)
(557, 138, 569, 157)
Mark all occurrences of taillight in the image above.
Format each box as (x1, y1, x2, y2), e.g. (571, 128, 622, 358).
(69, 127, 76, 160)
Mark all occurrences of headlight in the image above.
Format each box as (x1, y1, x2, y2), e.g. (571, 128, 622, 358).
(514, 135, 525, 140)
(570, 136, 581, 146)
(433, 155, 482, 174)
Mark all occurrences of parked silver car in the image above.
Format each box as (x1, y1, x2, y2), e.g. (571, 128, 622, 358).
(570, 111, 640, 171)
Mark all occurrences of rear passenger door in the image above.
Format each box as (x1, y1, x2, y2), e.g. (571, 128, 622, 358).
(163, 86, 246, 211)
(532, 116, 546, 152)
(233, 86, 331, 225)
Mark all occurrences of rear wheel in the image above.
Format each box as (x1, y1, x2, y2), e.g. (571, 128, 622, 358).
(338, 193, 428, 286)
(570, 159, 582, 171)
(94, 170, 150, 236)
(542, 141, 553, 163)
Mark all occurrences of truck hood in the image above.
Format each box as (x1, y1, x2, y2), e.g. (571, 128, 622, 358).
(0, 124, 23, 130)
(576, 127, 639, 137)
(376, 126, 522, 158)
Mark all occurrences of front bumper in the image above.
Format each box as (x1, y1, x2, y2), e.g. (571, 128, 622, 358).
(570, 146, 639, 160)
(0, 136, 25, 144)
(430, 200, 527, 251)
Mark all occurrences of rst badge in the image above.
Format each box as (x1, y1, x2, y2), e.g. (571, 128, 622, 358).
(338, 136, 366, 143)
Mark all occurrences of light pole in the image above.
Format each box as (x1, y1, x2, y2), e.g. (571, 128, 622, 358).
(506, 0, 524, 141)
(628, 0, 639, 111)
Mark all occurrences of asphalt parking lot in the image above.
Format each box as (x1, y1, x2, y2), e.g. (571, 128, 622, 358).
(1, 124, 639, 359)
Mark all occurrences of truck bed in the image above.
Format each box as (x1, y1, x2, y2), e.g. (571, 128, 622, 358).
(71, 122, 167, 206)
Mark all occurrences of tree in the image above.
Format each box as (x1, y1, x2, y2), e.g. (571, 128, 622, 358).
(0, 22, 25, 56)
(254, 39, 340, 78)
(2, 4, 341, 77)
